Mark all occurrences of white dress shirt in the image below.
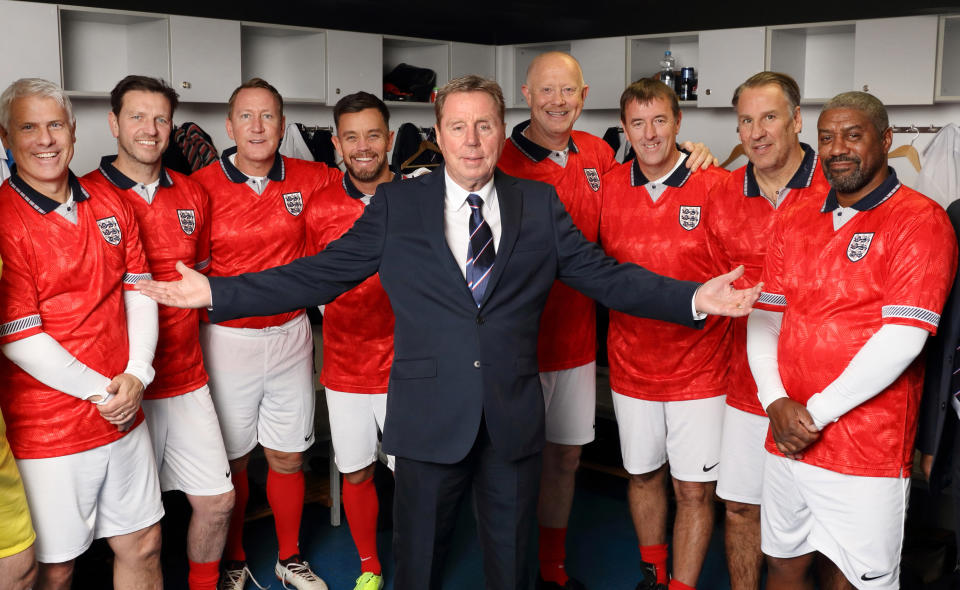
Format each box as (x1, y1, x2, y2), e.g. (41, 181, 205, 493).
(443, 171, 501, 279)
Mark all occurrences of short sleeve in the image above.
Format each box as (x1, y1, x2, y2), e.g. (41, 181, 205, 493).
(118, 198, 152, 290)
(194, 186, 212, 274)
(755, 211, 787, 312)
(0, 220, 43, 344)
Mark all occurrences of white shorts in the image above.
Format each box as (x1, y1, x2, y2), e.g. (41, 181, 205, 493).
(761, 454, 909, 589)
(540, 361, 596, 445)
(716, 405, 769, 504)
(143, 385, 233, 496)
(201, 314, 316, 460)
(325, 389, 394, 473)
(16, 423, 164, 563)
(612, 393, 725, 481)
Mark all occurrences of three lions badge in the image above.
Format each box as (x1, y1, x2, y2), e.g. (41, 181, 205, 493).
(283, 192, 303, 216)
(97, 216, 121, 245)
(177, 209, 196, 235)
(679, 206, 701, 231)
(583, 168, 600, 192)
(847, 232, 874, 262)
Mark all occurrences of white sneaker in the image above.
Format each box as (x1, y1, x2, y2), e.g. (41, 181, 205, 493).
(218, 561, 268, 590)
(275, 556, 328, 590)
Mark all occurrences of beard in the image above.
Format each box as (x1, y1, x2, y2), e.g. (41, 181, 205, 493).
(344, 152, 387, 183)
(823, 154, 880, 194)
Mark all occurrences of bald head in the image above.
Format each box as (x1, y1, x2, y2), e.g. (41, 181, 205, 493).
(525, 52, 584, 87)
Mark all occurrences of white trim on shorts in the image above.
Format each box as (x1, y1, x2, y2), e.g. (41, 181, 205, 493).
(761, 453, 909, 589)
(201, 314, 316, 459)
(325, 388, 394, 473)
(540, 360, 596, 445)
(143, 385, 233, 496)
(612, 392, 725, 481)
(716, 405, 769, 504)
(16, 423, 164, 563)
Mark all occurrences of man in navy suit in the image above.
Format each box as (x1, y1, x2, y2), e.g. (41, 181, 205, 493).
(139, 75, 760, 590)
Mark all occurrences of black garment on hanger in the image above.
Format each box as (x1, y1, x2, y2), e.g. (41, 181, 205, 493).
(300, 127, 337, 168)
(392, 122, 424, 170)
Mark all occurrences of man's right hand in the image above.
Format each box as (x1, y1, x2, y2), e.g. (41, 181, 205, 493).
(766, 397, 820, 459)
(136, 261, 212, 309)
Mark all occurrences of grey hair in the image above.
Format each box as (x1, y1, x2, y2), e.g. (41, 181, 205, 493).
(821, 91, 889, 135)
(0, 78, 75, 132)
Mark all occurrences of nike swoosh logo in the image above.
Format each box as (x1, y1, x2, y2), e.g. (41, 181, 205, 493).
(226, 471, 231, 478)
(861, 573, 886, 581)
(702, 462, 719, 472)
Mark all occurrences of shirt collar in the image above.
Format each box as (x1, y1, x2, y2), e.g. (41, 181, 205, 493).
(821, 167, 901, 213)
(342, 169, 402, 200)
(218, 145, 285, 184)
(444, 170, 496, 212)
(98, 155, 173, 190)
(631, 151, 691, 188)
(508, 119, 579, 163)
(743, 142, 818, 197)
(7, 170, 89, 215)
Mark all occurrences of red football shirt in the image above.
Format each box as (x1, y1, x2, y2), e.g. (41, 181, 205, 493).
(600, 156, 730, 400)
(83, 158, 210, 400)
(498, 121, 616, 371)
(705, 144, 830, 415)
(307, 173, 398, 394)
(0, 172, 150, 458)
(756, 171, 957, 477)
(192, 148, 340, 329)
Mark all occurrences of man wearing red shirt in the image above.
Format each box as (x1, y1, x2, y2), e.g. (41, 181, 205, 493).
(307, 91, 403, 590)
(705, 72, 829, 590)
(0, 78, 162, 589)
(192, 78, 339, 590)
(496, 52, 714, 590)
(600, 79, 728, 590)
(748, 91, 957, 589)
(82, 75, 235, 590)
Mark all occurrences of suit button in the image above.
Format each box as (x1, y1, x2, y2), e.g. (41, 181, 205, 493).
(476, 316, 484, 325)
(473, 360, 481, 368)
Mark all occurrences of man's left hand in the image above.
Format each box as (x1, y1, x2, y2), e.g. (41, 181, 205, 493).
(694, 266, 761, 318)
(681, 141, 719, 170)
(97, 373, 145, 431)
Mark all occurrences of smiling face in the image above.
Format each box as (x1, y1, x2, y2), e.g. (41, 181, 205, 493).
(110, 90, 172, 168)
(435, 91, 505, 192)
(622, 96, 681, 180)
(521, 53, 589, 148)
(332, 107, 394, 184)
(818, 107, 892, 202)
(226, 87, 285, 174)
(0, 94, 75, 198)
(736, 84, 802, 176)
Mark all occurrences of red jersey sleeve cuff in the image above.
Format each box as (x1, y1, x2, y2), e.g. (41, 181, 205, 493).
(881, 304, 940, 334)
(122, 271, 153, 290)
(754, 291, 786, 312)
(0, 314, 43, 344)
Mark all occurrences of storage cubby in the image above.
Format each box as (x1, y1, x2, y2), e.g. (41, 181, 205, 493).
(767, 23, 855, 103)
(241, 24, 326, 103)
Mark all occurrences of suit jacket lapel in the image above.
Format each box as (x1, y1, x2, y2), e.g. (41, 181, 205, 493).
(417, 167, 477, 303)
(479, 169, 521, 308)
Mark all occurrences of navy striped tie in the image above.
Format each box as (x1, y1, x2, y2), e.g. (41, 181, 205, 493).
(466, 193, 495, 306)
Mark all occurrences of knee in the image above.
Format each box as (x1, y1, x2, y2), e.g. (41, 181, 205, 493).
(264, 450, 302, 473)
(38, 561, 74, 589)
(192, 489, 236, 520)
(11, 554, 38, 590)
(543, 443, 581, 476)
(674, 480, 713, 506)
(136, 523, 163, 561)
(630, 466, 664, 488)
(725, 500, 760, 521)
(767, 555, 810, 580)
(344, 464, 376, 486)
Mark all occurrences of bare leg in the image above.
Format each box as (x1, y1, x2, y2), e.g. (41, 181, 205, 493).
(106, 522, 163, 590)
(670, 478, 715, 586)
(767, 553, 815, 590)
(36, 561, 74, 590)
(538, 442, 581, 528)
(0, 545, 37, 590)
(185, 490, 235, 562)
(628, 465, 668, 546)
(723, 500, 763, 590)
(815, 553, 856, 590)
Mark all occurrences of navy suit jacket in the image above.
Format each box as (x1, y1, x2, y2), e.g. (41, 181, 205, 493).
(209, 167, 701, 464)
(918, 200, 960, 492)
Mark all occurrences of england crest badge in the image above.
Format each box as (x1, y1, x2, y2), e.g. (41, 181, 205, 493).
(679, 206, 701, 230)
(847, 232, 874, 262)
(96, 216, 122, 245)
(283, 192, 303, 216)
(583, 168, 600, 192)
(177, 209, 196, 235)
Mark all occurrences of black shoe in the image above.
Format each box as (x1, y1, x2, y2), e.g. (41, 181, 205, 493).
(536, 574, 588, 590)
(634, 561, 667, 590)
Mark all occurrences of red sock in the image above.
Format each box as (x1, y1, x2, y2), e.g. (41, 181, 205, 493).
(267, 468, 305, 561)
(669, 580, 695, 590)
(538, 526, 569, 585)
(224, 469, 249, 562)
(342, 476, 382, 575)
(640, 543, 669, 585)
(188, 559, 220, 590)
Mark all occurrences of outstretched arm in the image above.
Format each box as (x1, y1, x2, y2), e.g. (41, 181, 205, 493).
(693, 265, 761, 318)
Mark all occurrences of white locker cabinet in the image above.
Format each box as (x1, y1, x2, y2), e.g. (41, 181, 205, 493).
(697, 27, 766, 107)
(0, 0, 60, 87)
(570, 37, 626, 110)
(326, 30, 382, 104)
(241, 23, 326, 104)
(169, 15, 241, 103)
(451, 42, 496, 82)
(937, 15, 960, 101)
(854, 16, 938, 105)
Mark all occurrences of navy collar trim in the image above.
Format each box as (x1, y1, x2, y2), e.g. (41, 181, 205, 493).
(630, 150, 691, 188)
(342, 170, 402, 200)
(743, 142, 818, 197)
(98, 155, 173, 190)
(508, 119, 579, 163)
(821, 167, 901, 213)
(218, 145, 285, 183)
(7, 170, 89, 214)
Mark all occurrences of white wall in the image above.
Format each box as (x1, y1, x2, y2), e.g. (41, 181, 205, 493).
(68, 97, 960, 191)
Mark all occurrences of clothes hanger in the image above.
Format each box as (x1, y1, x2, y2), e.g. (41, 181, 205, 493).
(401, 139, 442, 170)
(719, 144, 745, 170)
(888, 126, 921, 172)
